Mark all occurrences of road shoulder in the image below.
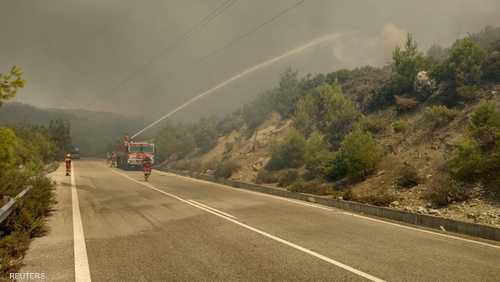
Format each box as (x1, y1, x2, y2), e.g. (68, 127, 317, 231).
(20, 165, 75, 282)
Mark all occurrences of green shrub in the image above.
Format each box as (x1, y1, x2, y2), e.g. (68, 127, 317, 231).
(423, 174, 469, 206)
(266, 129, 306, 170)
(482, 41, 500, 82)
(0, 76, 57, 276)
(420, 105, 459, 129)
(479, 144, 500, 191)
(13, 125, 57, 166)
(304, 132, 336, 179)
(447, 102, 500, 192)
(456, 85, 483, 101)
(0, 170, 31, 201)
(468, 101, 500, 150)
(288, 180, 333, 195)
(327, 152, 349, 181)
(214, 160, 240, 179)
(453, 137, 500, 192)
(277, 169, 299, 187)
(0, 66, 25, 105)
(448, 138, 483, 182)
(432, 37, 486, 86)
(391, 34, 425, 94)
(395, 165, 421, 188)
(13, 176, 55, 236)
(0, 127, 18, 171)
(392, 119, 409, 133)
(270, 68, 302, 118)
(325, 66, 393, 113)
(340, 129, 383, 181)
(294, 84, 361, 147)
(255, 169, 280, 184)
(294, 94, 316, 137)
(358, 116, 387, 134)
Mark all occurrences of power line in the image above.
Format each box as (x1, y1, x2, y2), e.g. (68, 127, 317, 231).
(193, 0, 305, 67)
(147, 0, 305, 99)
(132, 1, 310, 138)
(85, 0, 238, 108)
(132, 32, 340, 139)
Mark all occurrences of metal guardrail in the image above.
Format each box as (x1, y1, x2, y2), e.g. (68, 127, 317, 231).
(167, 169, 500, 242)
(0, 185, 32, 224)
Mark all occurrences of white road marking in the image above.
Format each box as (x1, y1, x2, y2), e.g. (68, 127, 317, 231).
(156, 170, 500, 250)
(155, 171, 333, 211)
(71, 163, 92, 282)
(187, 200, 237, 219)
(111, 169, 385, 282)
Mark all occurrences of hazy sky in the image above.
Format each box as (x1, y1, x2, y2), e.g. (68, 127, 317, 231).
(2, 0, 500, 122)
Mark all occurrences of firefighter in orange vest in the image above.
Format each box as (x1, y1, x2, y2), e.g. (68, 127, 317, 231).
(65, 153, 72, 176)
(143, 156, 152, 181)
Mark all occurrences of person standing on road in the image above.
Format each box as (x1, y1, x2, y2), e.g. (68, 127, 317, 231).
(111, 152, 117, 167)
(64, 153, 72, 176)
(143, 156, 152, 181)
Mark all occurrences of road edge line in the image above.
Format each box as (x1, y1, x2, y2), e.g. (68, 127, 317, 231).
(71, 162, 92, 282)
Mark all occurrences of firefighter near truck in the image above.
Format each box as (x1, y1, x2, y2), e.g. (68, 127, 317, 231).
(115, 136, 155, 170)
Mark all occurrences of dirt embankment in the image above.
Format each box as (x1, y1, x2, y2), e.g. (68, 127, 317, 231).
(198, 113, 292, 182)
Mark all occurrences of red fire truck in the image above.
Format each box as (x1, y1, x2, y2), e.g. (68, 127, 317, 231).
(116, 136, 155, 170)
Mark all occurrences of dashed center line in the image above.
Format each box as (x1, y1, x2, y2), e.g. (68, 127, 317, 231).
(110, 168, 386, 282)
(187, 200, 237, 219)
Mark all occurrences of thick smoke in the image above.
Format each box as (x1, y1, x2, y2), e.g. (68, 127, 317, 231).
(1, 0, 499, 121)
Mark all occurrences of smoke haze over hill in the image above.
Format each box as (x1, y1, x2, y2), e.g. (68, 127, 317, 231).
(2, 0, 500, 123)
(0, 103, 144, 155)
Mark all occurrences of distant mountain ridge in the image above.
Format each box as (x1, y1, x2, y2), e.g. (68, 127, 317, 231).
(0, 102, 145, 156)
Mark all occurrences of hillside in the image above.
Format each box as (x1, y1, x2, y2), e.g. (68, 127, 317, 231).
(161, 89, 500, 227)
(156, 27, 500, 228)
(0, 102, 144, 156)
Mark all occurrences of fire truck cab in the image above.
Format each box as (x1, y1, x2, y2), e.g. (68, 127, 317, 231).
(116, 140, 155, 170)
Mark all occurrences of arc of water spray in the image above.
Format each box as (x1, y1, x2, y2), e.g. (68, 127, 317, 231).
(131, 32, 342, 139)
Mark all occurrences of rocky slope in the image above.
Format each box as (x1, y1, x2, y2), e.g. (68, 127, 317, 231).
(168, 88, 500, 228)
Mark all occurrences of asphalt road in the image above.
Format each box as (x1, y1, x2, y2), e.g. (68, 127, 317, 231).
(21, 159, 500, 281)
